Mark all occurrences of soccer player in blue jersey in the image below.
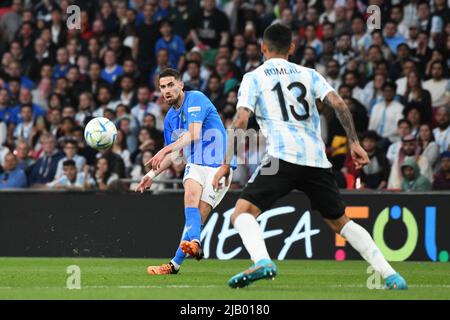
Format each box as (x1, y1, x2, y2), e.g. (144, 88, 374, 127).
(213, 23, 408, 290)
(135, 68, 233, 275)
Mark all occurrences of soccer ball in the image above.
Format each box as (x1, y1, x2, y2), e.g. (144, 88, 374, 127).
(84, 117, 117, 150)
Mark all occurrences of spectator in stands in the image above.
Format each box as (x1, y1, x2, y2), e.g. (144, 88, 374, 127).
(204, 74, 226, 112)
(96, 146, 125, 179)
(404, 106, 421, 137)
(54, 139, 86, 180)
(13, 139, 34, 172)
(359, 131, 390, 190)
(183, 60, 205, 91)
(75, 92, 94, 126)
(362, 73, 385, 115)
(93, 85, 118, 117)
(333, 33, 355, 68)
(433, 106, 450, 153)
(130, 150, 155, 191)
(93, 156, 119, 191)
(325, 59, 341, 91)
(101, 49, 124, 85)
(149, 48, 171, 88)
(87, 61, 108, 95)
(423, 61, 449, 109)
(388, 134, 433, 189)
(13, 104, 34, 143)
(115, 74, 137, 107)
(131, 127, 156, 165)
(155, 19, 185, 70)
(52, 47, 72, 81)
(433, 151, 450, 190)
(189, 0, 230, 49)
(401, 70, 433, 124)
(369, 81, 405, 151)
(0, 0, 22, 43)
(0, 153, 27, 189)
(370, 30, 393, 62)
(118, 117, 138, 155)
(418, 123, 440, 170)
(111, 129, 132, 173)
(395, 59, 417, 96)
(131, 85, 161, 127)
(28, 133, 64, 187)
(351, 15, 371, 54)
(0, 119, 8, 166)
(387, 119, 413, 164)
(383, 20, 406, 55)
(400, 158, 432, 191)
(136, 3, 160, 78)
(47, 159, 94, 190)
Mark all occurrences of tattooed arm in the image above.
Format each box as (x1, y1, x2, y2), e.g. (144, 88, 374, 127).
(212, 107, 252, 190)
(323, 91, 369, 169)
(323, 91, 359, 144)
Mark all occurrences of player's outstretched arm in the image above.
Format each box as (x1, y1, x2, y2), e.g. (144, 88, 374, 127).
(150, 123, 201, 170)
(212, 107, 252, 191)
(322, 91, 369, 169)
(136, 152, 176, 193)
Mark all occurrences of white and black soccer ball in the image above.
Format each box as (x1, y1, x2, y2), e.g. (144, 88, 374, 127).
(84, 117, 117, 150)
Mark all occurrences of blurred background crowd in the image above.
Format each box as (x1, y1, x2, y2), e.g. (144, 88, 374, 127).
(0, 0, 449, 192)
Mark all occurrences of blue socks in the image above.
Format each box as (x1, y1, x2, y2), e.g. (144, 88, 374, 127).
(171, 207, 202, 269)
(172, 230, 190, 267)
(184, 207, 202, 242)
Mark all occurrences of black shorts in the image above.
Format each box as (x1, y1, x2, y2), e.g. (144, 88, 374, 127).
(239, 157, 346, 220)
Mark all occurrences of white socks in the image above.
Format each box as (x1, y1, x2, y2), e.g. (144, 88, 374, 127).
(340, 220, 396, 279)
(233, 213, 270, 263)
(170, 260, 180, 270)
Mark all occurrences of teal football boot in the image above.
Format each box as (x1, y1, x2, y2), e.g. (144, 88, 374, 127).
(228, 259, 277, 289)
(385, 273, 408, 290)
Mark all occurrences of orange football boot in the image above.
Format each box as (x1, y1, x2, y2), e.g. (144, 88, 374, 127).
(180, 240, 204, 261)
(147, 262, 178, 275)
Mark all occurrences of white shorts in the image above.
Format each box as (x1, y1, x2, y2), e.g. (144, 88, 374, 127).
(182, 163, 233, 208)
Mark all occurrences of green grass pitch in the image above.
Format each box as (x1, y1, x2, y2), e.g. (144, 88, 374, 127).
(0, 258, 449, 299)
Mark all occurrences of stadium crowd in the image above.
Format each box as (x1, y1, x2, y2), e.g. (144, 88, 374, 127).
(0, 0, 449, 192)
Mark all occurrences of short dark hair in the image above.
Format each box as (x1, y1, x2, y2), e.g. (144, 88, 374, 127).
(263, 23, 292, 54)
(383, 80, 397, 91)
(63, 159, 76, 167)
(362, 130, 380, 142)
(64, 139, 77, 148)
(398, 119, 412, 128)
(159, 68, 181, 81)
(20, 103, 32, 111)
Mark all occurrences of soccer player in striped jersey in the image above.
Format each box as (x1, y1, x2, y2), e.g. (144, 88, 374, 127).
(213, 23, 407, 290)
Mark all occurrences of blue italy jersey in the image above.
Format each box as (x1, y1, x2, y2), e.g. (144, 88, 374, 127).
(163, 91, 227, 167)
(237, 58, 334, 168)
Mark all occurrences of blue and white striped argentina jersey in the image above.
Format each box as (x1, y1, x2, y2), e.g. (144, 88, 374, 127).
(237, 58, 334, 168)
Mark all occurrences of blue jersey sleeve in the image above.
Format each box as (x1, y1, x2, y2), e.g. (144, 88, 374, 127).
(163, 119, 173, 145)
(186, 92, 209, 124)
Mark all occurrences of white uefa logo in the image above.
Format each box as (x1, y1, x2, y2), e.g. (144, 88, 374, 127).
(66, 265, 81, 290)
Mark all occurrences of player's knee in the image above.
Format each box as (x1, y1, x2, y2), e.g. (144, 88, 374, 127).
(230, 200, 261, 225)
(325, 215, 350, 234)
(184, 190, 200, 207)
